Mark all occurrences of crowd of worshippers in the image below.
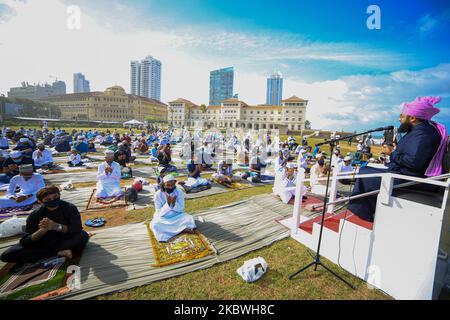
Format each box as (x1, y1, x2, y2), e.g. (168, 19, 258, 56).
(2, 95, 447, 265)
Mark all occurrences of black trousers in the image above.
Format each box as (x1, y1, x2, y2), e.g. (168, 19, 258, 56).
(1, 231, 89, 264)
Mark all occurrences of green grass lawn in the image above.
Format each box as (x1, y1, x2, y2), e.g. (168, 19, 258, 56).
(97, 184, 389, 300)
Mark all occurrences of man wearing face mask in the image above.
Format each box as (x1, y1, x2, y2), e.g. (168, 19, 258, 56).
(0, 151, 35, 184)
(150, 174, 196, 242)
(32, 143, 54, 170)
(0, 164, 44, 209)
(348, 96, 448, 222)
(1, 185, 89, 264)
(95, 150, 123, 200)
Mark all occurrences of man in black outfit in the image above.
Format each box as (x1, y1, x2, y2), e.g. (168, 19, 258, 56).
(1, 185, 89, 264)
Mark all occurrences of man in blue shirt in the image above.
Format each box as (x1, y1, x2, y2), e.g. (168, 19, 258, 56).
(72, 136, 88, 155)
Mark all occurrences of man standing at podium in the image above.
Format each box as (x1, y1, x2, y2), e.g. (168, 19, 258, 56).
(348, 96, 448, 222)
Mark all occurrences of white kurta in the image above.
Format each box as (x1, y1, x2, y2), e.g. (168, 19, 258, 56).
(32, 149, 53, 167)
(184, 177, 210, 188)
(95, 161, 123, 198)
(69, 153, 82, 166)
(310, 163, 327, 196)
(0, 173, 45, 208)
(150, 188, 196, 242)
(273, 171, 306, 204)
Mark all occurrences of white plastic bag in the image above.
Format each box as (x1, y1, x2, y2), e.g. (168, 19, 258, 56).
(60, 179, 74, 191)
(0, 216, 27, 238)
(237, 257, 268, 283)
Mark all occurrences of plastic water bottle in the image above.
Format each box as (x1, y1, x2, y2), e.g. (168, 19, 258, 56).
(43, 256, 66, 267)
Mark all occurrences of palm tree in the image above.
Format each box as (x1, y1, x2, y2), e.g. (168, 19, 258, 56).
(305, 120, 312, 130)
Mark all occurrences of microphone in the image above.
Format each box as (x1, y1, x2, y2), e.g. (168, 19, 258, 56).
(372, 125, 394, 132)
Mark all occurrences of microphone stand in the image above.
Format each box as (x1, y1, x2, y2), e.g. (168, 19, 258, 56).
(288, 127, 390, 288)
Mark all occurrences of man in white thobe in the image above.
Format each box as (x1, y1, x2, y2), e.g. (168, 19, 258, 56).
(0, 164, 45, 208)
(339, 156, 354, 174)
(184, 153, 211, 188)
(273, 162, 305, 204)
(150, 174, 196, 242)
(32, 143, 54, 169)
(95, 150, 123, 199)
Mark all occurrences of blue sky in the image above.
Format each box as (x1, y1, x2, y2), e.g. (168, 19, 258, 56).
(0, 0, 449, 130)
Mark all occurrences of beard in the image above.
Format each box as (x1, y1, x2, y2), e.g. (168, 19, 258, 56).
(398, 122, 413, 133)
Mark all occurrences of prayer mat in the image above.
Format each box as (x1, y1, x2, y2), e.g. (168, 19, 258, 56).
(180, 183, 212, 194)
(0, 251, 84, 300)
(145, 222, 214, 267)
(210, 177, 243, 189)
(0, 260, 65, 300)
(0, 204, 36, 222)
(86, 189, 128, 211)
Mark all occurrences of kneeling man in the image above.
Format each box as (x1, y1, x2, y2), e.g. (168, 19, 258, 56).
(150, 174, 196, 242)
(0, 164, 44, 209)
(184, 153, 211, 189)
(213, 159, 241, 187)
(95, 150, 123, 201)
(1, 185, 89, 264)
(273, 162, 305, 204)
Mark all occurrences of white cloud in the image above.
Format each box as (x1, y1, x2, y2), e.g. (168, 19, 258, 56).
(295, 64, 450, 131)
(0, 0, 448, 131)
(416, 10, 450, 38)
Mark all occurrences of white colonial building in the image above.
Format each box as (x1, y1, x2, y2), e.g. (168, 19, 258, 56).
(168, 96, 308, 131)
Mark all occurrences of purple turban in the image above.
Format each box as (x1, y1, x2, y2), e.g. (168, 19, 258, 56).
(403, 96, 448, 177)
(402, 96, 441, 120)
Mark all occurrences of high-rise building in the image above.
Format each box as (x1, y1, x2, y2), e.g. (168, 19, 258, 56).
(73, 73, 90, 93)
(130, 56, 162, 101)
(7, 80, 66, 101)
(130, 61, 141, 96)
(266, 73, 283, 105)
(209, 67, 234, 106)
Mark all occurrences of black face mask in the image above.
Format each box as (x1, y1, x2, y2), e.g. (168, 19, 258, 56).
(398, 121, 413, 133)
(44, 198, 61, 208)
(165, 187, 176, 194)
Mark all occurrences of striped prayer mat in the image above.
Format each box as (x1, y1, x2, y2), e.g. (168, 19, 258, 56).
(0, 204, 36, 222)
(0, 260, 64, 299)
(86, 189, 128, 211)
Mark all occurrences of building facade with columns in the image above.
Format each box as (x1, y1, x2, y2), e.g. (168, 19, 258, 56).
(168, 96, 307, 131)
(42, 85, 167, 122)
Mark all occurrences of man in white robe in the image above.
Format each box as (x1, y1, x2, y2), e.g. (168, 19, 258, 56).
(32, 143, 54, 169)
(0, 164, 45, 208)
(150, 175, 196, 242)
(95, 150, 123, 199)
(213, 159, 241, 186)
(339, 156, 354, 173)
(310, 155, 329, 195)
(184, 153, 211, 188)
(273, 162, 306, 204)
